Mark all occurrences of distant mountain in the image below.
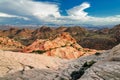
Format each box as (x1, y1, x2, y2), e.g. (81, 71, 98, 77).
(0, 23, 115, 30)
(0, 24, 119, 50)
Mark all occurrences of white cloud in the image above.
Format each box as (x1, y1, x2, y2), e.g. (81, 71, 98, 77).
(0, 0, 61, 23)
(63, 2, 120, 25)
(31, 2, 60, 18)
(0, 0, 120, 25)
(87, 15, 120, 25)
(67, 2, 90, 19)
(0, 0, 60, 17)
(0, 12, 17, 18)
(0, 12, 29, 20)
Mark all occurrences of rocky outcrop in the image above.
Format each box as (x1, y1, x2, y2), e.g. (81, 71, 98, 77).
(33, 26, 54, 33)
(56, 26, 67, 32)
(56, 44, 120, 80)
(32, 26, 56, 39)
(0, 44, 120, 80)
(0, 27, 19, 37)
(113, 29, 120, 43)
(0, 25, 120, 50)
(23, 32, 97, 59)
(23, 32, 77, 52)
(79, 44, 120, 80)
(0, 50, 67, 78)
(15, 28, 33, 39)
(65, 26, 87, 36)
(45, 45, 83, 59)
(0, 37, 24, 51)
(79, 37, 117, 50)
(109, 25, 120, 43)
(96, 28, 110, 34)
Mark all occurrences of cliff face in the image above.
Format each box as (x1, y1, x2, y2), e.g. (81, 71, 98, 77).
(23, 32, 97, 59)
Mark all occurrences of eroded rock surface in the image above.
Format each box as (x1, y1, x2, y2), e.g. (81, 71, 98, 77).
(79, 44, 120, 80)
(0, 50, 67, 78)
(23, 32, 97, 59)
(0, 37, 24, 51)
(0, 44, 120, 80)
(0, 45, 120, 80)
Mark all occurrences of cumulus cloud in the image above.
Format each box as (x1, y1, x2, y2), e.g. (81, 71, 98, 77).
(63, 2, 120, 25)
(67, 2, 90, 19)
(0, 0, 60, 23)
(0, 0, 120, 25)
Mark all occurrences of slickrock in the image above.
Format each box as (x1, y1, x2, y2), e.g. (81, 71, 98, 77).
(45, 46, 84, 59)
(79, 44, 120, 80)
(23, 32, 97, 59)
(0, 37, 24, 51)
(0, 44, 120, 80)
(0, 50, 68, 78)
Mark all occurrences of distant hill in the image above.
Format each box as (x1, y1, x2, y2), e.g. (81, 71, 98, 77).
(0, 24, 119, 50)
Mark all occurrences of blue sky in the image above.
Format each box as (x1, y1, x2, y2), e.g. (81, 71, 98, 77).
(36, 0, 120, 17)
(0, 0, 120, 26)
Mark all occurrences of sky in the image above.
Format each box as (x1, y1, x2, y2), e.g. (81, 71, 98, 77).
(0, 0, 120, 26)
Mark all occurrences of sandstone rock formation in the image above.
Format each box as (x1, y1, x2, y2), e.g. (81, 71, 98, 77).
(32, 26, 56, 39)
(56, 26, 67, 32)
(23, 32, 77, 52)
(80, 37, 117, 50)
(15, 28, 33, 39)
(0, 50, 68, 78)
(0, 27, 18, 38)
(0, 44, 120, 80)
(0, 37, 24, 51)
(23, 32, 97, 59)
(0, 25, 120, 50)
(79, 44, 120, 80)
(65, 26, 87, 36)
(0, 27, 33, 38)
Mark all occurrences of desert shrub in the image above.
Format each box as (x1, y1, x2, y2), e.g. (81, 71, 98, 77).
(95, 52, 101, 56)
(78, 48, 82, 51)
(32, 50, 46, 54)
(82, 60, 96, 67)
